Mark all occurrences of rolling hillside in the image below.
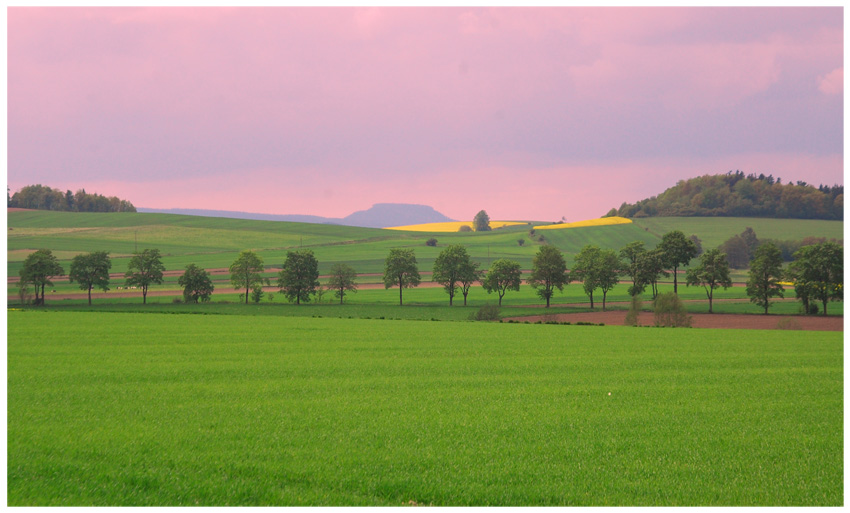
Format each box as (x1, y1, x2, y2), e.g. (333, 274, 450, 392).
(7, 210, 843, 279)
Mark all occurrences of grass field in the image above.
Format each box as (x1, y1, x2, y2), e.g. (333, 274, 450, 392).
(10, 211, 842, 280)
(633, 217, 844, 249)
(8, 310, 842, 506)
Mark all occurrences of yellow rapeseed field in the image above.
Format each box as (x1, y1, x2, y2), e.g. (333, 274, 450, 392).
(384, 221, 528, 232)
(534, 216, 633, 230)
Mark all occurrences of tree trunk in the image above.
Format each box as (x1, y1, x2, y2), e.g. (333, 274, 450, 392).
(589, 291, 594, 309)
(823, 299, 828, 316)
(673, 266, 678, 294)
(602, 290, 607, 311)
(41, 283, 46, 306)
(463, 292, 468, 306)
(708, 290, 713, 313)
(340, 291, 344, 305)
(143, 286, 147, 304)
(498, 292, 504, 306)
(88, 286, 92, 305)
(245, 284, 249, 304)
(399, 281, 403, 306)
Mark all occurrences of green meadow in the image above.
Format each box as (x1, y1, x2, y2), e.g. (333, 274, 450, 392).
(7, 210, 844, 505)
(7, 311, 843, 506)
(10, 211, 842, 280)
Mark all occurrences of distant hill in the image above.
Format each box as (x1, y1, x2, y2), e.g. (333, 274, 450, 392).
(608, 171, 843, 221)
(342, 203, 455, 228)
(137, 203, 456, 229)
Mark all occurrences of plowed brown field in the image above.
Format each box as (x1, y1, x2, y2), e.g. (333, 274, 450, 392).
(506, 310, 843, 331)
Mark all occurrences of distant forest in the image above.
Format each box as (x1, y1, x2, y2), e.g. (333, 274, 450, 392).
(608, 172, 843, 221)
(8, 184, 136, 213)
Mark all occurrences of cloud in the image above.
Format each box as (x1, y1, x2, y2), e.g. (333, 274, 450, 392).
(818, 67, 843, 95)
(7, 7, 844, 220)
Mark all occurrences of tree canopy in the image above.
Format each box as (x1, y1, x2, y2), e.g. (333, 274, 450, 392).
(229, 250, 265, 304)
(382, 248, 421, 306)
(20, 248, 64, 306)
(746, 242, 784, 314)
(482, 258, 522, 306)
(69, 251, 112, 305)
(278, 250, 320, 305)
(9, 184, 136, 212)
(179, 264, 215, 303)
(685, 248, 732, 313)
(527, 245, 569, 308)
(658, 230, 698, 294)
(786, 241, 843, 316)
(125, 248, 165, 304)
(327, 263, 358, 304)
(572, 245, 620, 310)
(472, 210, 491, 232)
(610, 171, 843, 220)
(432, 245, 480, 306)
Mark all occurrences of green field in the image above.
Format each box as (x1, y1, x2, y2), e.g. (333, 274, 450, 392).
(7, 310, 842, 506)
(10, 211, 842, 280)
(633, 217, 844, 249)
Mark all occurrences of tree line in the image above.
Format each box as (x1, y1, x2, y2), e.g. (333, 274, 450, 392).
(8, 185, 136, 213)
(607, 171, 843, 220)
(20, 229, 843, 316)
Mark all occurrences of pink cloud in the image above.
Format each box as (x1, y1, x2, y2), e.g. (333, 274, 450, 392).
(818, 67, 843, 94)
(7, 7, 843, 222)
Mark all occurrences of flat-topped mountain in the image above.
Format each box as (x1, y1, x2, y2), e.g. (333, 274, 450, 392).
(137, 203, 456, 229)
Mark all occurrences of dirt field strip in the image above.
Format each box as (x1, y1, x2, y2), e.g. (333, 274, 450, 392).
(505, 310, 843, 331)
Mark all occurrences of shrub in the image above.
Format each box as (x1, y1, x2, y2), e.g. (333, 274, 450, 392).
(653, 292, 692, 327)
(777, 317, 803, 330)
(625, 295, 642, 326)
(426, 238, 438, 247)
(172, 297, 182, 304)
(458, 225, 472, 232)
(470, 304, 501, 321)
(517, 239, 525, 247)
(251, 287, 264, 303)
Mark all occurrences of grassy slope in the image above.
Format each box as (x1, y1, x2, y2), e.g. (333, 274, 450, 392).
(8, 311, 842, 506)
(8, 211, 843, 279)
(633, 217, 844, 249)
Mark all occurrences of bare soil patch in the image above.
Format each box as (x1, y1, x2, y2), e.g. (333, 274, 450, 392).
(506, 310, 843, 331)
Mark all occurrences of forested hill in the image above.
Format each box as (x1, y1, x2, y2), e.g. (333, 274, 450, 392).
(608, 172, 843, 221)
(8, 184, 136, 213)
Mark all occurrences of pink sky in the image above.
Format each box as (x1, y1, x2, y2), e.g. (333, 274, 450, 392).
(7, 7, 844, 222)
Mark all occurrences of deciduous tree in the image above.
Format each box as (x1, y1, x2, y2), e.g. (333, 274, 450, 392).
(472, 210, 491, 232)
(458, 258, 483, 306)
(278, 250, 320, 305)
(19, 249, 64, 306)
(178, 263, 214, 303)
(619, 241, 648, 297)
(69, 251, 111, 305)
(685, 248, 732, 313)
(125, 248, 165, 304)
(383, 248, 421, 306)
(659, 230, 698, 293)
(433, 245, 477, 306)
(572, 245, 620, 310)
(327, 263, 358, 304)
(786, 242, 843, 315)
(229, 250, 265, 305)
(482, 258, 522, 306)
(527, 245, 569, 308)
(746, 242, 784, 314)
